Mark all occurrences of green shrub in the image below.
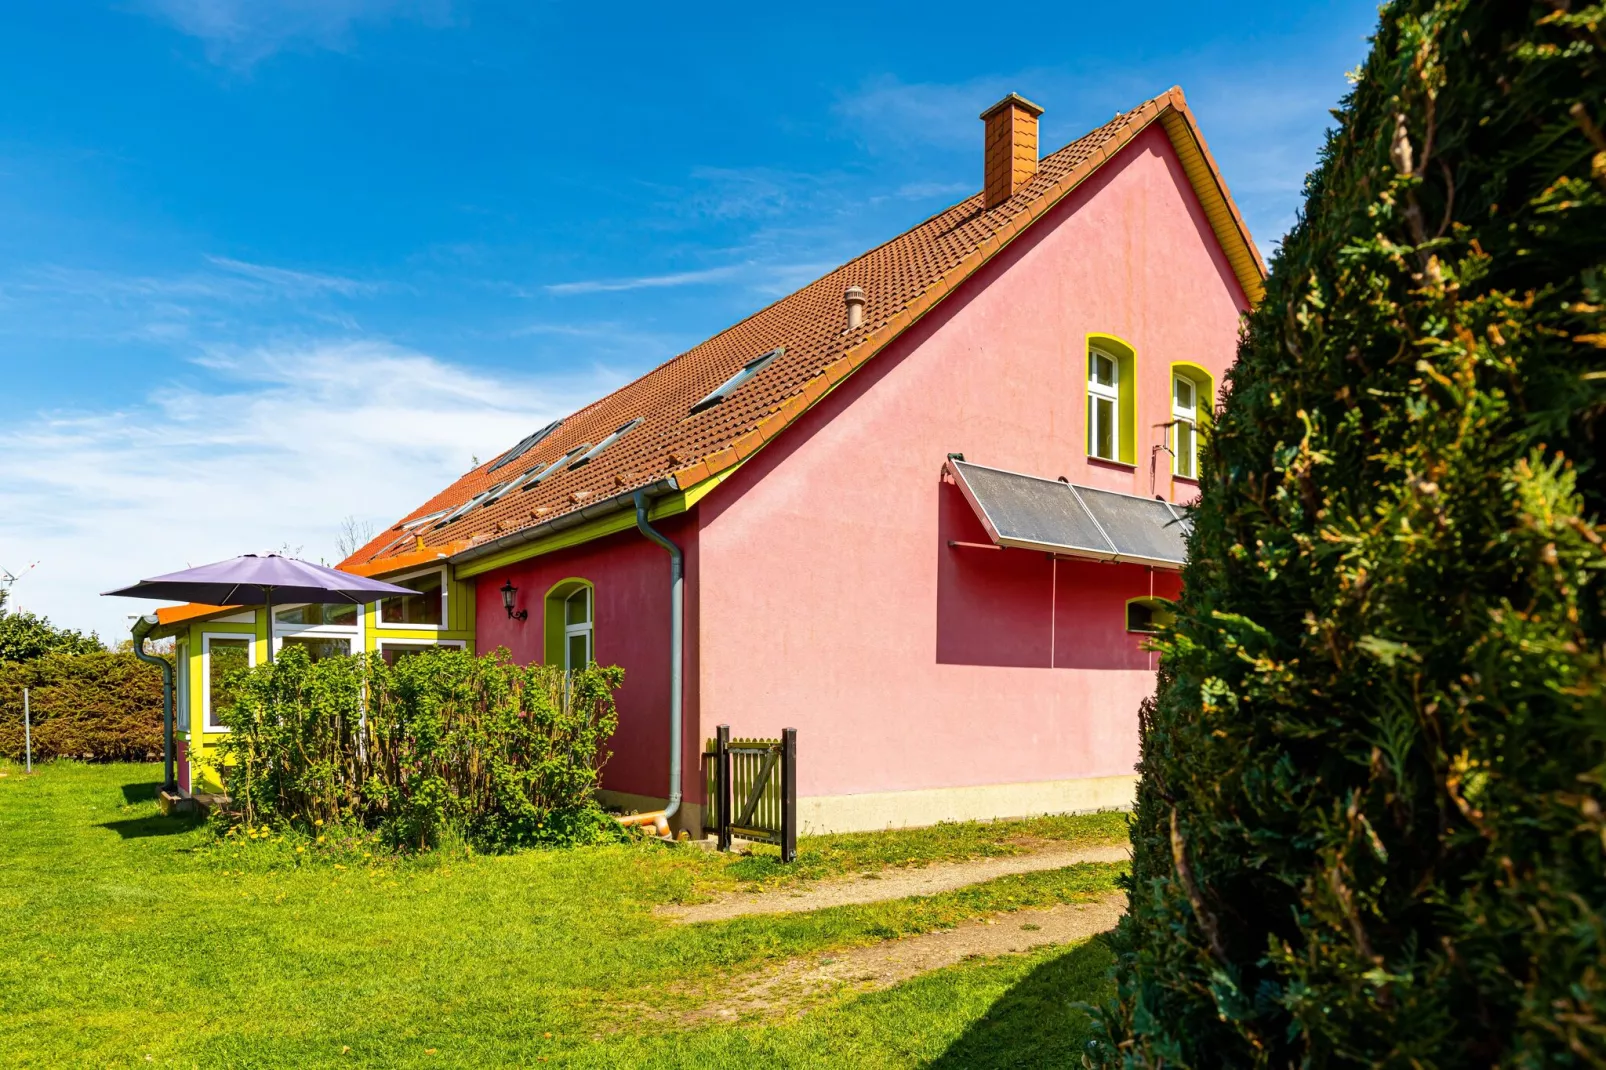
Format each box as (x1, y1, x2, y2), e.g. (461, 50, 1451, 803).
(0, 652, 163, 762)
(0, 590, 103, 662)
(1098, 2, 1606, 1064)
(209, 645, 624, 850)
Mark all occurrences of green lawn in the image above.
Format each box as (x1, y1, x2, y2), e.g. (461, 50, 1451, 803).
(0, 761, 1124, 1068)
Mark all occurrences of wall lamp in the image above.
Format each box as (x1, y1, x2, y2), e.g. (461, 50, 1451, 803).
(500, 580, 528, 621)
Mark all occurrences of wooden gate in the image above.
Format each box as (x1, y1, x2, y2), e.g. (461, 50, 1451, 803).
(705, 725, 797, 862)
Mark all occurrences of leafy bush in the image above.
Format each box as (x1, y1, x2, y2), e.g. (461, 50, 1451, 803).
(0, 652, 164, 761)
(209, 645, 624, 850)
(1098, 2, 1606, 1065)
(0, 590, 103, 663)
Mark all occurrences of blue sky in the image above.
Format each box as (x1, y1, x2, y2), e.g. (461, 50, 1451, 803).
(0, 0, 1377, 639)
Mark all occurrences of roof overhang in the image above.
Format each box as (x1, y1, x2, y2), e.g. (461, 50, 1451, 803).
(948, 459, 1190, 570)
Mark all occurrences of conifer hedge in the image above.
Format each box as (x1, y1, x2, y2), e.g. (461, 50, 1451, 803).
(1099, 1, 1606, 1063)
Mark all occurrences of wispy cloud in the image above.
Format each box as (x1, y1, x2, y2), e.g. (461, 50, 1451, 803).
(544, 264, 750, 295)
(205, 256, 381, 297)
(140, 0, 450, 67)
(0, 341, 620, 639)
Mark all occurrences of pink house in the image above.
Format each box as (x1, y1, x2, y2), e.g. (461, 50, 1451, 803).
(323, 87, 1263, 834)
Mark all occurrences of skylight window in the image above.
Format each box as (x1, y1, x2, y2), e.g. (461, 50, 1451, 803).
(689, 347, 783, 415)
(568, 418, 643, 469)
(433, 490, 494, 529)
(400, 509, 450, 531)
(488, 419, 563, 473)
(522, 446, 588, 489)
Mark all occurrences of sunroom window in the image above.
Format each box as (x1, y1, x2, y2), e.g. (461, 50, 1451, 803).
(1172, 374, 1199, 478)
(378, 570, 444, 626)
(203, 634, 253, 731)
(1087, 348, 1120, 461)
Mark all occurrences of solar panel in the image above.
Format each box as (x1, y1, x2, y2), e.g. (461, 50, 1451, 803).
(488, 419, 563, 473)
(950, 460, 1188, 568)
(1072, 485, 1188, 566)
(952, 462, 1113, 558)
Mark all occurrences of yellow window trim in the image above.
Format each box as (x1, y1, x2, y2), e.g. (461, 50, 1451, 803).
(1086, 333, 1138, 466)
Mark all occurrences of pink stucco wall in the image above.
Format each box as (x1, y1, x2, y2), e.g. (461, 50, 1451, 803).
(475, 514, 700, 803)
(694, 124, 1246, 800)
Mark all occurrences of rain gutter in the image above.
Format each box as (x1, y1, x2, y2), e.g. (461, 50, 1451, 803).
(451, 477, 681, 571)
(130, 613, 175, 792)
(627, 489, 684, 833)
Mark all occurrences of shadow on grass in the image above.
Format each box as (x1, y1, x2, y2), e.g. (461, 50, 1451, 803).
(929, 935, 1116, 1070)
(121, 781, 161, 804)
(99, 814, 203, 839)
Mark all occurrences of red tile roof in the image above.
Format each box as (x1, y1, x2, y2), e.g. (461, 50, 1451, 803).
(343, 86, 1262, 574)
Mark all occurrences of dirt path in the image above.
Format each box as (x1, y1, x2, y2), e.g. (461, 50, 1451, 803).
(685, 893, 1125, 1022)
(660, 843, 1129, 923)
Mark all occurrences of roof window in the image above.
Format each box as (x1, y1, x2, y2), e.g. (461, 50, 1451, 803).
(569, 418, 644, 469)
(689, 347, 783, 415)
(433, 489, 495, 529)
(399, 508, 450, 531)
(523, 446, 588, 489)
(488, 419, 563, 473)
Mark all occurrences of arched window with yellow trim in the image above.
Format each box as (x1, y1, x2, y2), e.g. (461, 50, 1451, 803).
(1168, 362, 1215, 479)
(1086, 335, 1137, 464)
(1126, 596, 1176, 635)
(543, 579, 595, 669)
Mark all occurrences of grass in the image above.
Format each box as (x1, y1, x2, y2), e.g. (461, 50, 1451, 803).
(0, 761, 1126, 1068)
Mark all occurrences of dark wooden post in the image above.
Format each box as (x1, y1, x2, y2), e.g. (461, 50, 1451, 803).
(781, 727, 797, 863)
(716, 724, 732, 852)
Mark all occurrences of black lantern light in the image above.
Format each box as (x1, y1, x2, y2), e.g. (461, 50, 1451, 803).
(500, 580, 527, 621)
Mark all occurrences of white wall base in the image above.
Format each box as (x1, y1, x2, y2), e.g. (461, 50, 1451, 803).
(798, 775, 1138, 835)
(604, 775, 1136, 838)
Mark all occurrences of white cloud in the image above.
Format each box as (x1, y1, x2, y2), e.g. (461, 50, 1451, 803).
(205, 256, 381, 297)
(545, 264, 750, 295)
(141, 0, 450, 66)
(0, 340, 620, 641)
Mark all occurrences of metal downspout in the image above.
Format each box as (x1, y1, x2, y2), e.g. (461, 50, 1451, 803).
(131, 614, 175, 792)
(633, 490, 683, 825)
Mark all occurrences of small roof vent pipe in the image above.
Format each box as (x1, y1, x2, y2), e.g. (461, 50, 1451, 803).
(844, 285, 866, 331)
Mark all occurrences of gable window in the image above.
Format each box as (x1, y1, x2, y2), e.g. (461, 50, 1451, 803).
(1172, 374, 1199, 478)
(202, 633, 254, 731)
(564, 587, 593, 671)
(1087, 348, 1120, 461)
(1126, 597, 1176, 634)
(378, 569, 445, 627)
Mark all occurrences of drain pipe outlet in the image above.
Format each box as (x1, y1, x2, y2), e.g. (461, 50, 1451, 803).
(633, 490, 683, 827)
(131, 613, 175, 792)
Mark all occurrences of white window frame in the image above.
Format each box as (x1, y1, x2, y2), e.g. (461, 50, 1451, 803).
(271, 600, 362, 660)
(175, 639, 190, 736)
(1172, 373, 1199, 479)
(201, 632, 257, 732)
(376, 638, 467, 665)
(563, 586, 593, 672)
(1087, 348, 1121, 462)
(375, 565, 449, 631)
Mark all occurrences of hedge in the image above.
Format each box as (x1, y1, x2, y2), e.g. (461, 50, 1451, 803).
(1097, 1, 1606, 1065)
(0, 652, 165, 763)
(205, 645, 623, 850)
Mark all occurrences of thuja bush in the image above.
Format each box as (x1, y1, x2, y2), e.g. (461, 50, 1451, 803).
(0, 652, 163, 762)
(1098, 2, 1606, 1065)
(212, 645, 624, 850)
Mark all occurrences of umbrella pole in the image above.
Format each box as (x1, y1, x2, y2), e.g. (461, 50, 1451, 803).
(264, 588, 274, 664)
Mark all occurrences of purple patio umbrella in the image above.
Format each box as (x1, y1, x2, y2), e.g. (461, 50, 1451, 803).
(104, 553, 415, 663)
(106, 554, 417, 795)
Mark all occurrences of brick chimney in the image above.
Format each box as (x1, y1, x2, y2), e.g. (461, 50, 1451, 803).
(980, 93, 1044, 209)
